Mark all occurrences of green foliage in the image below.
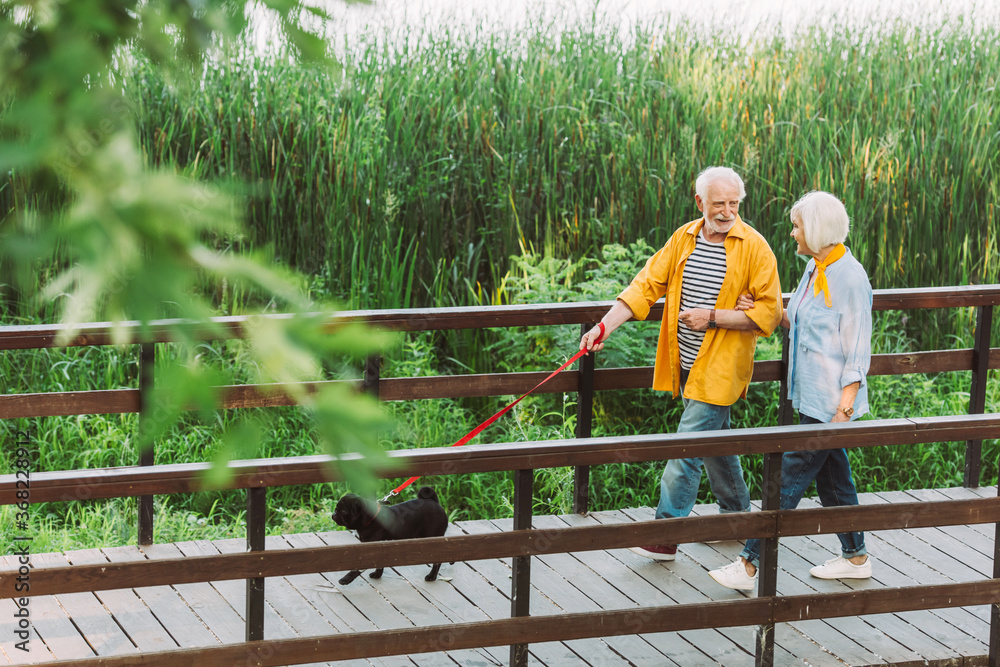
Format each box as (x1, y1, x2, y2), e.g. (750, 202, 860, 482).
(499, 240, 661, 368)
(0, 0, 395, 489)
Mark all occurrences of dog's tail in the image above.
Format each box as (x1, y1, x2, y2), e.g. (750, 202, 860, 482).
(416, 486, 440, 503)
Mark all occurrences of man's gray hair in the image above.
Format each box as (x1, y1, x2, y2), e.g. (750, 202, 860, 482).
(791, 191, 850, 253)
(695, 166, 746, 202)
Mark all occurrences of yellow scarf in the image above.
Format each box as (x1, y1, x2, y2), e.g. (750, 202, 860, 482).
(812, 243, 846, 307)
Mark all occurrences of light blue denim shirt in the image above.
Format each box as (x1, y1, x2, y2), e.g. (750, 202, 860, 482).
(787, 247, 872, 422)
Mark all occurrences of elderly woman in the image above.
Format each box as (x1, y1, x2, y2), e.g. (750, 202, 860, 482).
(709, 190, 873, 590)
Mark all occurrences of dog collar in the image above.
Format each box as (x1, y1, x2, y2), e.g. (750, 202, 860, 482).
(363, 502, 382, 528)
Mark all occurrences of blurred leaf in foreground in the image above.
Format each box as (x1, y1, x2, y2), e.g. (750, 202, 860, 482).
(0, 0, 388, 491)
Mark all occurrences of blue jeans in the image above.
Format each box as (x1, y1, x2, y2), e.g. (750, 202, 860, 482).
(741, 413, 867, 567)
(654, 372, 750, 521)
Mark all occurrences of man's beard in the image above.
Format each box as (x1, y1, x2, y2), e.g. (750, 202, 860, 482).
(705, 216, 735, 235)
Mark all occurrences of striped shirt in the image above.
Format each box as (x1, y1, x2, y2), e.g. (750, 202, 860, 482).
(678, 230, 728, 370)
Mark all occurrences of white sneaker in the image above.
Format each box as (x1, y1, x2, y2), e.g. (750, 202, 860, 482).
(708, 559, 757, 590)
(809, 555, 873, 580)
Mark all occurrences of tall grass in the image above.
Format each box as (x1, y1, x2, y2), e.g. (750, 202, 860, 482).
(91, 18, 997, 314)
(4, 15, 998, 337)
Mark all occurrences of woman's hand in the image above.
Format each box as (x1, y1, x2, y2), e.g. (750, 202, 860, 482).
(740, 292, 789, 328)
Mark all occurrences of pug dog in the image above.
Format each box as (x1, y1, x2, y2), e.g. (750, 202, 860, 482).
(331, 485, 449, 585)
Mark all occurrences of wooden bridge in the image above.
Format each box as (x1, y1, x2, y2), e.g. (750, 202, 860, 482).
(1, 486, 997, 666)
(1, 286, 999, 666)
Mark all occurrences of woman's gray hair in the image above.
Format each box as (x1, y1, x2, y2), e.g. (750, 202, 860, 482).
(695, 166, 746, 202)
(791, 191, 850, 253)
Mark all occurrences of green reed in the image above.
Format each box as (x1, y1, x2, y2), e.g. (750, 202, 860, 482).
(106, 17, 997, 311)
(5, 16, 996, 329)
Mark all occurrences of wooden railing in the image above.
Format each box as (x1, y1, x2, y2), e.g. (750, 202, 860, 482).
(1, 284, 999, 666)
(1, 420, 999, 666)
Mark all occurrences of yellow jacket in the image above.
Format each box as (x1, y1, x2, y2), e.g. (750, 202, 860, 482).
(618, 215, 782, 406)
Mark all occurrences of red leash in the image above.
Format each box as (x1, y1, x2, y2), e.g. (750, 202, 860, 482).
(381, 322, 605, 502)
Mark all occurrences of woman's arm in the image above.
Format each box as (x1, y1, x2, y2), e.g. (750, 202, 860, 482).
(734, 293, 789, 329)
(833, 265, 873, 421)
(831, 381, 860, 423)
(838, 275, 873, 390)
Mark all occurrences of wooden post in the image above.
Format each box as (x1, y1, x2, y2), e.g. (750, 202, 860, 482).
(574, 323, 596, 514)
(756, 327, 793, 667)
(991, 482, 1000, 667)
(137, 343, 155, 546)
(510, 468, 533, 667)
(964, 304, 992, 488)
(246, 486, 266, 642)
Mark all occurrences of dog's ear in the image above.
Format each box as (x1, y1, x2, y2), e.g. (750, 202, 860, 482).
(348, 497, 365, 523)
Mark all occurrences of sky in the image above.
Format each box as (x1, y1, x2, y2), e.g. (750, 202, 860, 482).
(249, 0, 996, 54)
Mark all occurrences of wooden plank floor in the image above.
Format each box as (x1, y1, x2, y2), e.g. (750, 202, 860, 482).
(2, 486, 995, 666)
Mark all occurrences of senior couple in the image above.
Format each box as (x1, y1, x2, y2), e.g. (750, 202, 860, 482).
(580, 166, 873, 591)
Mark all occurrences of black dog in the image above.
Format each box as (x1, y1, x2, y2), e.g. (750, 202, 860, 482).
(331, 486, 449, 585)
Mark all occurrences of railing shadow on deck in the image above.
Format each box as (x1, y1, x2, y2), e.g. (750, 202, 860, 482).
(1, 284, 999, 666)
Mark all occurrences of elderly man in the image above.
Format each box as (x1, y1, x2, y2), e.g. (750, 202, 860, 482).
(580, 166, 782, 560)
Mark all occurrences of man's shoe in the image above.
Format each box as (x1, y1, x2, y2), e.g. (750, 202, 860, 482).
(809, 555, 873, 580)
(628, 544, 677, 561)
(708, 559, 757, 590)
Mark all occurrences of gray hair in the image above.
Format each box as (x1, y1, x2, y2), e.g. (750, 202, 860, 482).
(791, 191, 850, 253)
(694, 166, 746, 202)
